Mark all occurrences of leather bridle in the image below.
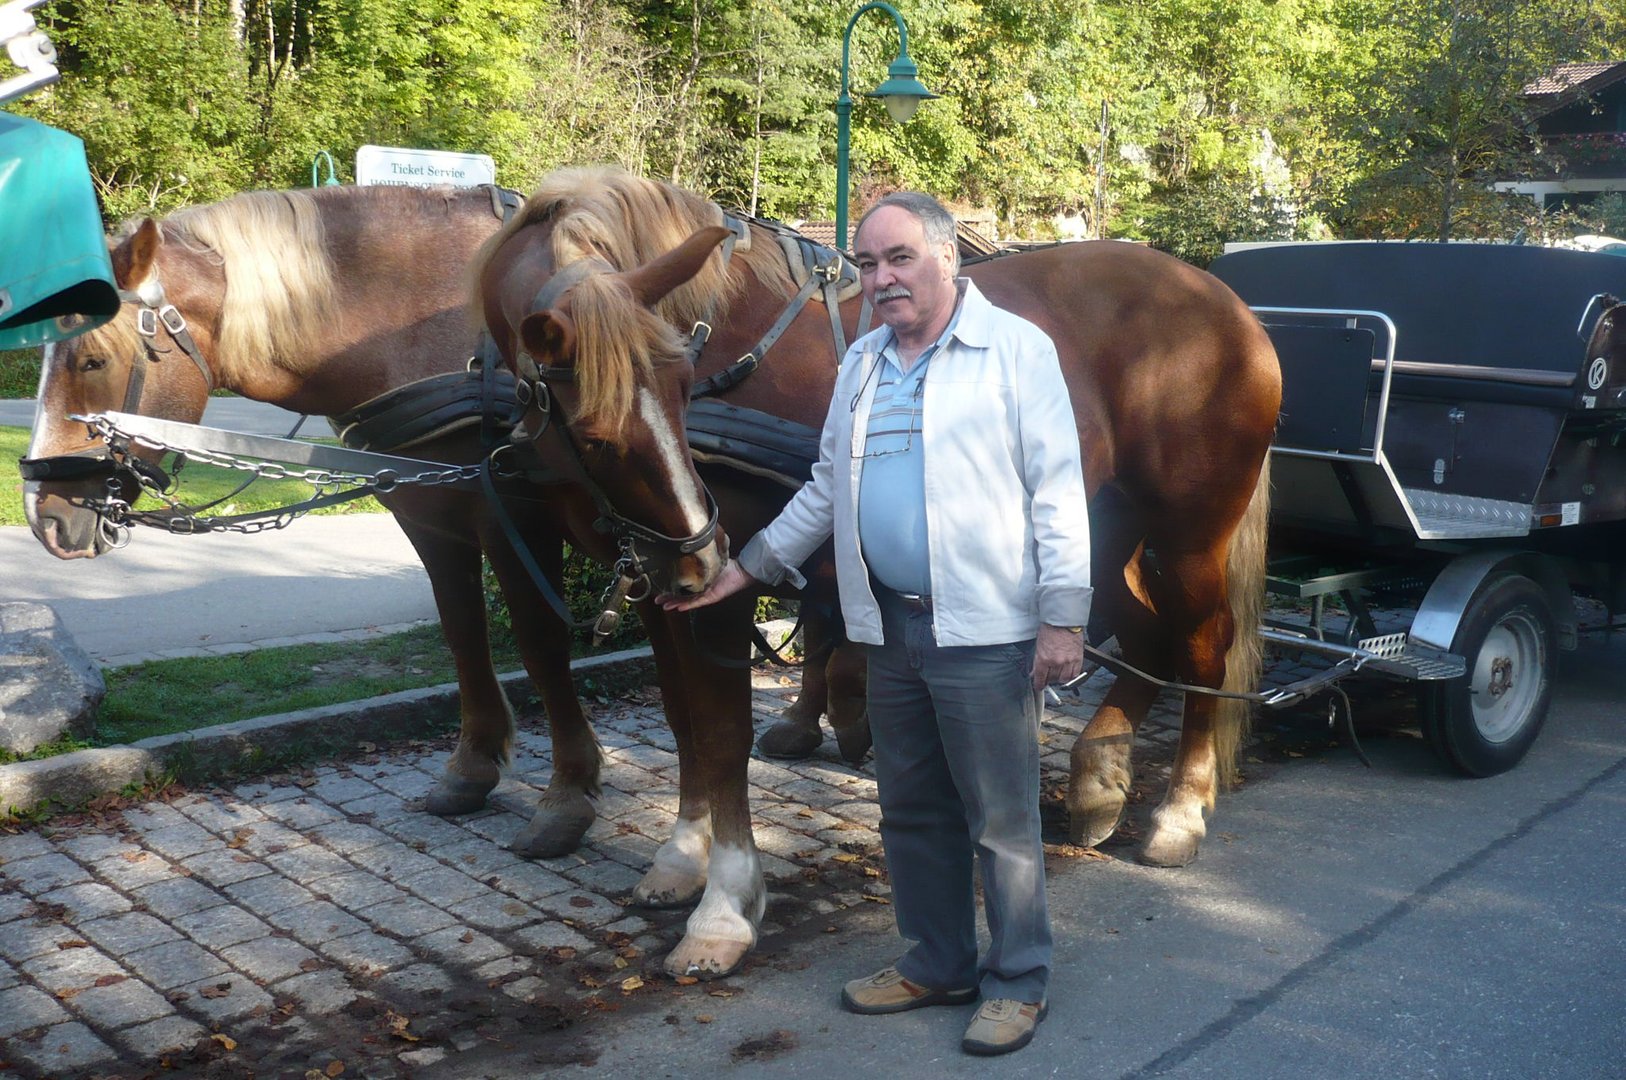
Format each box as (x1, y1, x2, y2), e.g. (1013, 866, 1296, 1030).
(501, 257, 722, 589)
(18, 269, 211, 492)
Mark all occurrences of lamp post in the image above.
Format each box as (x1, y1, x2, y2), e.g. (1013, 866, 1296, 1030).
(311, 151, 340, 188)
(835, 2, 937, 251)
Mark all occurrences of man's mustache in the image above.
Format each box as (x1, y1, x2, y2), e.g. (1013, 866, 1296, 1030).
(875, 286, 911, 302)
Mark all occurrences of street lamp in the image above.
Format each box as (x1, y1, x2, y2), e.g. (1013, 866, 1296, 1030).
(835, 2, 938, 251)
(311, 150, 341, 188)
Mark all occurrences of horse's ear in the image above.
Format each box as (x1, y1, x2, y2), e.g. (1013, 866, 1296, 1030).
(619, 225, 731, 309)
(111, 219, 162, 290)
(518, 308, 576, 367)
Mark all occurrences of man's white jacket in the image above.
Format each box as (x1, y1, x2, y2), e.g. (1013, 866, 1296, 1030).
(737, 278, 1093, 647)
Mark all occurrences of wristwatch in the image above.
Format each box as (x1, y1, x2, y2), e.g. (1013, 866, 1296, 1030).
(1062, 626, 1083, 634)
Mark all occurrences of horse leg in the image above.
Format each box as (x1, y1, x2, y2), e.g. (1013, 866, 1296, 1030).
(661, 597, 765, 979)
(483, 533, 602, 858)
(824, 641, 872, 763)
(397, 523, 512, 817)
(629, 602, 712, 909)
(757, 607, 828, 759)
(1137, 547, 1234, 868)
(1068, 495, 1163, 845)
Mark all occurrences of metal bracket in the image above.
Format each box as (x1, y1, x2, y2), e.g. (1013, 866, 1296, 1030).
(1, 0, 59, 104)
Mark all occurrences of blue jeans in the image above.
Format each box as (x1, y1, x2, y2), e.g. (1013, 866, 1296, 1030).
(867, 590, 1051, 1003)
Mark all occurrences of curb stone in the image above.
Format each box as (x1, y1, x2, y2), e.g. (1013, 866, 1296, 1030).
(0, 647, 658, 816)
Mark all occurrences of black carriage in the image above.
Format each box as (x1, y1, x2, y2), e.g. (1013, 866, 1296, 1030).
(1209, 241, 1626, 775)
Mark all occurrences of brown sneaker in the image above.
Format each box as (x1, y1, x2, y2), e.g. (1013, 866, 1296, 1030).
(840, 966, 978, 1015)
(960, 997, 1047, 1055)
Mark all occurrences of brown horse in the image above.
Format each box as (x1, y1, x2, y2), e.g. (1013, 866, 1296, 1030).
(21, 182, 859, 871)
(472, 167, 1281, 976)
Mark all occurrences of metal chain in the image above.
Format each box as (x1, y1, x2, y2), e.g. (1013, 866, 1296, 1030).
(81, 414, 486, 537)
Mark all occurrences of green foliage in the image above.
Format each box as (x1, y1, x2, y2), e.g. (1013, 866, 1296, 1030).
(0, 349, 40, 398)
(13, 0, 1626, 252)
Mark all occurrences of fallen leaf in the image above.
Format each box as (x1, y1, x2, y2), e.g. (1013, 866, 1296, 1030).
(612, 957, 628, 970)
(56, 987, 84, 1001)
(385, 1010, 420, 1042)
(56, 940, 90, 950)
(93, 975, 128, 988)
(861, 895, 891, 904)
(707, 989, 735, 999)
(226, 830, 252, 850)
(696, 1014, 715, 1024)
(620, 976, 644, 992)
(580, 975, 604, 989)
(502, 903, 528, 917)
(832, 853, 860, 863)
(200, 982, 234, 999)
(211, 1034, 238, 1052)
(674, 976, 699, 986)
(568, 896, 594, 909)
(324, 1060, 345, 1077)
(299, 958, 323, 972)
(459, 931, 475, 944)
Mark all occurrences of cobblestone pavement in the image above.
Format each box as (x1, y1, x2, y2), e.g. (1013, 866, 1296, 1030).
(0, 654, 1345, 1080)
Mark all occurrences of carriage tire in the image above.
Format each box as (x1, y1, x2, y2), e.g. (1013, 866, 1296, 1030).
(1420, 573, 1555, 778)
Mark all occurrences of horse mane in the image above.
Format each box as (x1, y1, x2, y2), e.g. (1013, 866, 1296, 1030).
(108, 190, 342, 385)
(469, 166, 795, 433)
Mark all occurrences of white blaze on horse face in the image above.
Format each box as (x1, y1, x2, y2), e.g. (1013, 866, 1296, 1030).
(636, 385, 711, 540)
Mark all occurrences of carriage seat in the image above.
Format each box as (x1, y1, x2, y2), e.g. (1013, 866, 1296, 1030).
(1211, 242, 1626, 449)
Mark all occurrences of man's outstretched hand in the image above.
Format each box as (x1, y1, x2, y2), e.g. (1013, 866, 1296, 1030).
(657, 558, 757, 612)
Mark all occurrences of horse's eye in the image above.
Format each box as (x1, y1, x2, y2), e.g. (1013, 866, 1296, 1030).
(80, 356, 107, 373)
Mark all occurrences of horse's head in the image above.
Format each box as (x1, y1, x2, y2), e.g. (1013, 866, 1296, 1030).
(26, 218, 222, 558)
(479, 222, 733, 597)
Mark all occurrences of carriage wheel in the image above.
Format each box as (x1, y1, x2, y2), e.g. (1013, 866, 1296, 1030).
(1421, 573, 1555, 777)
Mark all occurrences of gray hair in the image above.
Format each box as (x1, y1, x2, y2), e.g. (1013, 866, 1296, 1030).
(856, 191, 960, 274)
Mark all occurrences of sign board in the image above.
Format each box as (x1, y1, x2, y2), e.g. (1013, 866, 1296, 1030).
(355, 144, 495, 189)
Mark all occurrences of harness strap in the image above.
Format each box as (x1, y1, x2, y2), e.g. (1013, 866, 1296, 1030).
(690, 273, 821, 401)
(479, 454, 593, 629)
(117, 283, 214, 394)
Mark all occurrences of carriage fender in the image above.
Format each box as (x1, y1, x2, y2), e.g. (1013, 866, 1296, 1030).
(1408, 549, 1577, 654)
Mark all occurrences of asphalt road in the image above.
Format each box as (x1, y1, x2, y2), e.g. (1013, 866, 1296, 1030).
(433, 632, 1626, 1080)
(3, 396, 438, 664)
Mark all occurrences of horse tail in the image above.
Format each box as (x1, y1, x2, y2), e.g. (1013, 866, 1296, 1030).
(1216, 451, 1270, 788)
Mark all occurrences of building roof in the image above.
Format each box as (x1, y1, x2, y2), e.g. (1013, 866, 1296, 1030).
(1523, 60, 1626, 115)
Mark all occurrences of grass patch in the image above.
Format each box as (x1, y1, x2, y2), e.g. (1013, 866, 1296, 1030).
(1, 424, 386, 528)
(1, 347, 40, 398)
(0, 734, 97, 767)
(96, 623, 525, 744)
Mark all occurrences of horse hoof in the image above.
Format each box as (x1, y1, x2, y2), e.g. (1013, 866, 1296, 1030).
(832, 722, 872, 764)
(1138, 829, 1201, 868)
(632, 868, 706, 909)
(1068, 802, 1125, 848)
(757, 719, 823, 759)
(663, 936, 750, 979)
(423, 774, 496, 817)
(509, 794, 596, 859)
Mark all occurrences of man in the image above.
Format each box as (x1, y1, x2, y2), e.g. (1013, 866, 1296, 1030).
(662, 192, 1090, 1056)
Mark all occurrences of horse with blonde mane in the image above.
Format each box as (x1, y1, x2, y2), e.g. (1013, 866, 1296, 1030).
(22, 182, 860, 871)
(472, 166, 1281, 978)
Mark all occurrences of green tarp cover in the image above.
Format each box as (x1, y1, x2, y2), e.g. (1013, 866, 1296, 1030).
(0, 111, 116, 349)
